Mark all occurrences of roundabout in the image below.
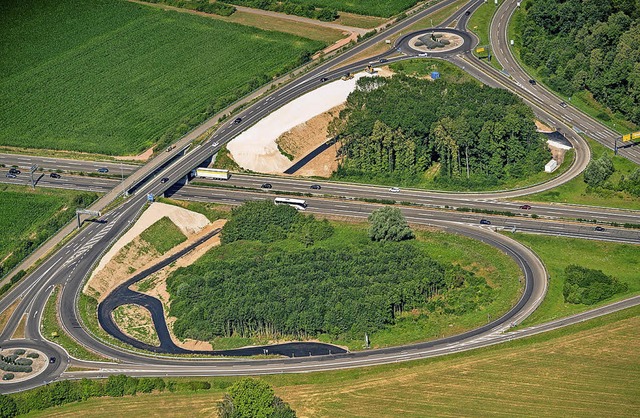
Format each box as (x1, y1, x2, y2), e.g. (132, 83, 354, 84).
(396, 28, 474, 57)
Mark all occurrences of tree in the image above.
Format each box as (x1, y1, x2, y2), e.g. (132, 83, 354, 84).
(583, 153, 614, 187)
(0, 394, 17, 418)
(217, 378, 296, 418)
(368, 207, 414, 242)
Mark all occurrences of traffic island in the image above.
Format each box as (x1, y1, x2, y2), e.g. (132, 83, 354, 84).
(0, 348, 49, 384)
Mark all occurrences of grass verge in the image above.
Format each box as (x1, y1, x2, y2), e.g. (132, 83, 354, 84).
(505, 233, 639, 327)
(139, 217, 187, 255)
(26, 305, 640, 417)
(41, 286, 108, 362)
(524, 137, 640, 210)
(467, 0, 503, 71)
(112, 304, 160, 347)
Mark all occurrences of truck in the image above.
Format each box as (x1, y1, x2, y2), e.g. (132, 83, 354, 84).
(195, 167, 230, 180)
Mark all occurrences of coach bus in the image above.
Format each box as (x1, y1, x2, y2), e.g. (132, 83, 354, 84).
(274, 197, 307, 210)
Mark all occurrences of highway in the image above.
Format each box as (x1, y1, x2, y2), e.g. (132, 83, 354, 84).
(0, 0, 638, 395)
(0, 153, 138, 177)
(488, 0, 640, 164)
(2, 173, 638, 228)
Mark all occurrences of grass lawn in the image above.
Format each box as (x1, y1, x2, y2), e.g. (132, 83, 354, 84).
(0, 0, 323, 155)
(467, 0, 503, 71)
(139, 217, 186, 255)
(506, 233, 640, 327)
(0, 184, 98, 279)
(27, 305, 640, 417)
(389, 58, 478, 84)
(524, 137, 640, 210)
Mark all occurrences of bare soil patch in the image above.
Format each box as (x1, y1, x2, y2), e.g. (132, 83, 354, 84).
(0, 298, 21, 335)
(535, 120, 555, 133)
(112, 304, 160, 347)
(114, 146, 154, 162)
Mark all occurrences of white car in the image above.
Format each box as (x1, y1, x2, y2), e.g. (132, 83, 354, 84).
(418, 52, 428, 57)
(389, 187, 400, 193)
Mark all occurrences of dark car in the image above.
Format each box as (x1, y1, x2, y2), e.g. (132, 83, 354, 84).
(379, 58, 388, 63)
(594, 226, 605, 232)
(310, 184, 321, 190)
(50, 172, 61, 179)
(9, 168, 20, 175)
(480, 219, 491, 225)
(560, 101, 568, 108)
(528, 79, 536, 85)
(320, 77, 328, 82)
(520, 204, 532, 210)
(49, 357, 56, 364)
(160, 177, 169, 183)
(5, 173, 17, 179)
(97, 167, 109, 173)
(233, 117, 242, 124)
(465, 10, 471, 16)
(261, 183, 272, 189)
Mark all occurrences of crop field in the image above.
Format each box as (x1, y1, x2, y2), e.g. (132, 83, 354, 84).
(0, 184, 98, 279)
(25, 306, 640, 417)
(0, 0, 323, 155)
(287, 0, 420, 17)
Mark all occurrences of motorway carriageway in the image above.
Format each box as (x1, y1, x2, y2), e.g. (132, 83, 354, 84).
(2, 173, 639, 235)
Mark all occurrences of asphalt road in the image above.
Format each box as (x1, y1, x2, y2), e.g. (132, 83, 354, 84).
(0, 153, 138, 176)
(489, 0, 640, 164)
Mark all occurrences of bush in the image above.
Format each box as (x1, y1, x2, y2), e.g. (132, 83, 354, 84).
(0, 393, 17, 417)
(217, 378, 296, 418)
(12, 350, 25, 356)
(563, 265, 628, 305)
(26, 353, 39, 359)
(368, 207, 414, 242)
(583, 153, 614, 187)
(1, 374, 14, 381)
(15, 359, 32, 366)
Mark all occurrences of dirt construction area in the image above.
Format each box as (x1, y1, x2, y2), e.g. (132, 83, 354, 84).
(85, 202, 226, 350)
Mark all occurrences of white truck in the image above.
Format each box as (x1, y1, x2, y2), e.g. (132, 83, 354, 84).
(195, 168, 230, 180)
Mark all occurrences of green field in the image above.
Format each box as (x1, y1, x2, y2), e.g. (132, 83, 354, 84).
(139, 217, 186, 255)
(507, 233, 640, 326)
(389, 58, 478, 84)
(0, 0, 323, 155)
(525, 138, 640, 210)
(0, 184, 98, 280)
(24, 306, 640, 417)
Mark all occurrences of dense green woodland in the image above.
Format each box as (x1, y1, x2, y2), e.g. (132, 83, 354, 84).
(167, 202, 492, 343)
(520, 0, 640, 126)
(333, 76, 550, 189)
(563, 264, 628, 305)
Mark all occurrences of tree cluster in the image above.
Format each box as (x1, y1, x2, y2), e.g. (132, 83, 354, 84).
(221, 200, 333, 246)
(520, 0, 640, 125)
(167, 239, 490, 342)
(368, 207, 414, 242)
(333, 76, 549, 188)
(563, 264, 628, 305)
(2, 375, 217, 417)
(583, 152, 640, 196)
(217, 378, 296, 418)
(145, 0, 236, 16)
(224, 0, 338, 21)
